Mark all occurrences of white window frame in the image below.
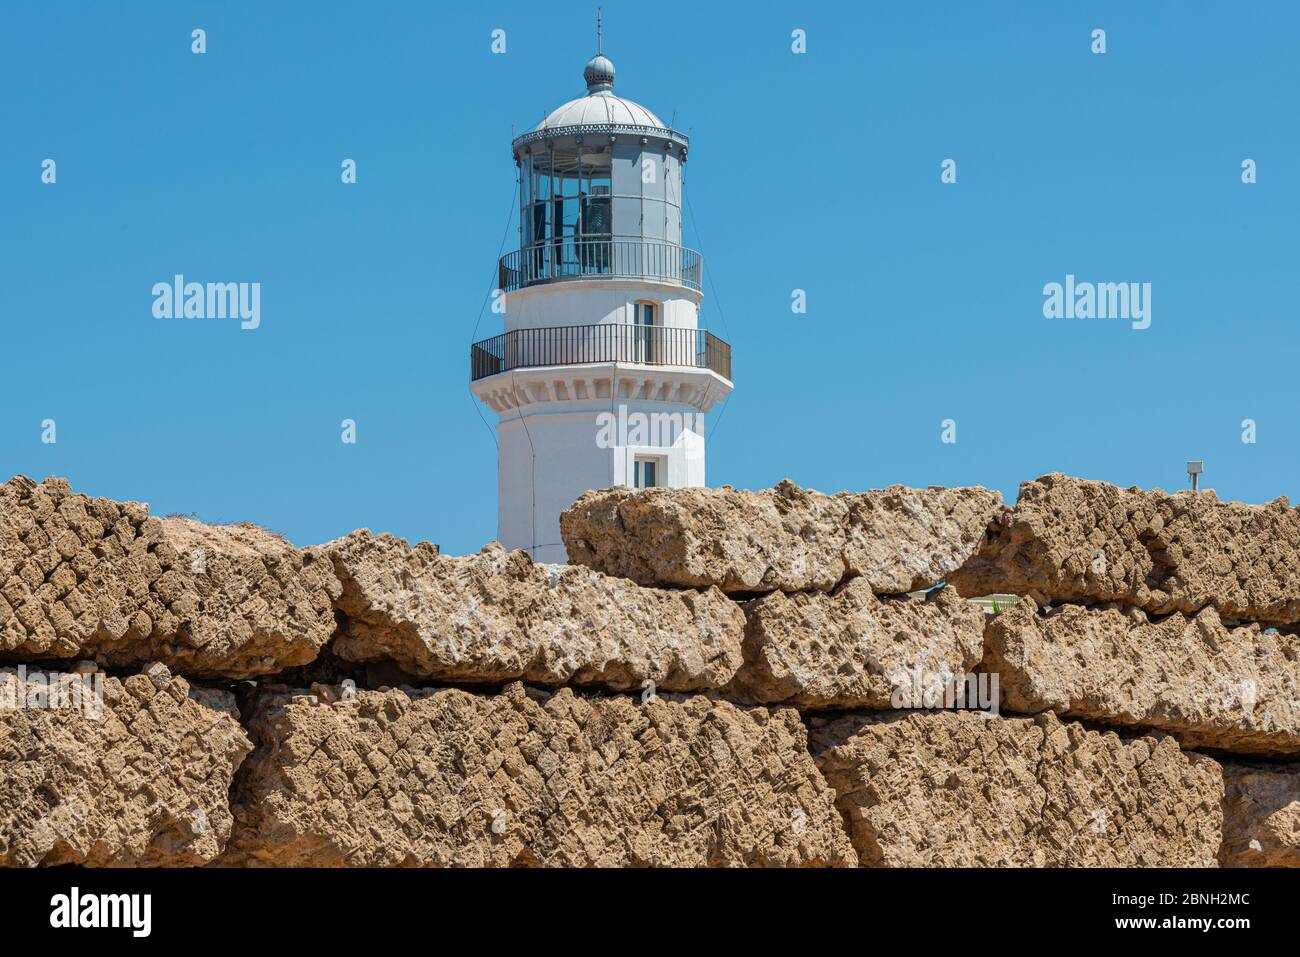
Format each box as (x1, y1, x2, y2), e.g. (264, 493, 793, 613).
(633, 454, 664, 489)
(632, 300, 656, 363)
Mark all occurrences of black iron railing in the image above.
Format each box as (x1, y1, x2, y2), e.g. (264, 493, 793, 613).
(498, 238, 703, 291)
(471, 323, 732, 382)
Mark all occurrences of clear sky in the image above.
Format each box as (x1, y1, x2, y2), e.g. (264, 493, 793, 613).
(2, 1, 1297, 554)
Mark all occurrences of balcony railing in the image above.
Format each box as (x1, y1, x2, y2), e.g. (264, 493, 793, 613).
(499, 238, 703, 292)
(471, 323, 732, 382)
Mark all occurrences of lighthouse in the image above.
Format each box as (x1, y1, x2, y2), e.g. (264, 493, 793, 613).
(470, 32, 734, 563)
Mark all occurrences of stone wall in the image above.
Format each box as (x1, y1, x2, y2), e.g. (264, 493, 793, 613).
(3, 472, 1297, 867)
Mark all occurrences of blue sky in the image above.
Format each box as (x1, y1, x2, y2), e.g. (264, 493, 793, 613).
(2, 1, 1297, 554)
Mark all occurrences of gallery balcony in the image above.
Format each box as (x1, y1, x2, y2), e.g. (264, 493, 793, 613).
(498, 238, 703, 292)
(470, 322, 731, 382)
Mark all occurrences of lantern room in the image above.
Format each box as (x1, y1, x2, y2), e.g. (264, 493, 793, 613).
(503, 53, 695, 291)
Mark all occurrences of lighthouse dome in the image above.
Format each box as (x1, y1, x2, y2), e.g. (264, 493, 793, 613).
(535, 92, 666, 132)
(532, 53, 669, 133)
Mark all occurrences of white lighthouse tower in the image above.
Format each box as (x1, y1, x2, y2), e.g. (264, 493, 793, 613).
(470, 30, 734, 563)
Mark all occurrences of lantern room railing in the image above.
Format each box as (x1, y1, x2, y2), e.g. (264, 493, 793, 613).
(498, 238, 702, 292)
(471, 323, 731, 382)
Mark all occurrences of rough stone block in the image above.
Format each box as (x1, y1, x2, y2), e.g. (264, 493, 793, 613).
(222, 682, 854, 867)
(811, 709, 1222, 867)
(561, 480, 1000, 595)
(320, 531, 744, 692)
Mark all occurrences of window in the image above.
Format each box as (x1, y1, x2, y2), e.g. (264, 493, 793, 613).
(531, 204, 548, 244)
(581, 146, 612, 247)
(634, 456, 662, 489)
(634, 301, 655, 363)
(581, 195, 611, 236)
